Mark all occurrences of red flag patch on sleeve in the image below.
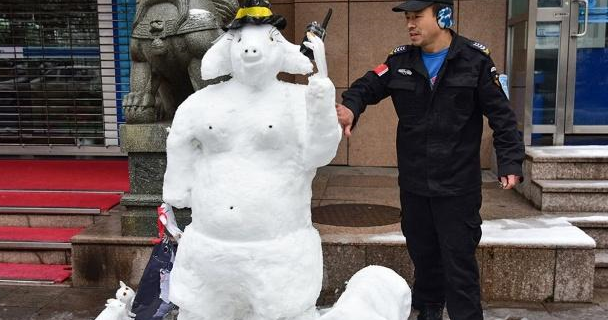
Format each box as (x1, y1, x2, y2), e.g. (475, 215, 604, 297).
(373, 63, 389, 77)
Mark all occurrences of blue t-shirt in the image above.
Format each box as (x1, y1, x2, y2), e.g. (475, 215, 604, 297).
(422, 47, 449, 87)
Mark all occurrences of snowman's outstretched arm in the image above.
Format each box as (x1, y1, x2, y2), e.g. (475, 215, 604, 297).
(162, 100, 199, 209)
(303, 33, 342, 169)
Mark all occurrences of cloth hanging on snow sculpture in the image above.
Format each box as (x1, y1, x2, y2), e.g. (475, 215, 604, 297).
(131, 237, 177, 320)
(161, 0, 342, 318)
(131, 206, 180, 320)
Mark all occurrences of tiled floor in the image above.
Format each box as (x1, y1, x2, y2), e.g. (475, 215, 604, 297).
(313, 166, 543, 220)
(0, 285, 606, 320)
(0, 285, 114, 320)
(312, 167, 545, 238)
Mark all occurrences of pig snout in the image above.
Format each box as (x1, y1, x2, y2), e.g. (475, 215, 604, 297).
(240, 44, 263, 63)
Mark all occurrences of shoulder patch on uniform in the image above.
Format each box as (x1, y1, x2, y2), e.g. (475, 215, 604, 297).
(467, 40, 491, 56)
(389, 45, 410, 57)
(373, 63, 389, 77)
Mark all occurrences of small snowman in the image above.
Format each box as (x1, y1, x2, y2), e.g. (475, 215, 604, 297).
(320, 266, 411, 320)
(115, 281, 136, 317)
(95, 298, 133, 320)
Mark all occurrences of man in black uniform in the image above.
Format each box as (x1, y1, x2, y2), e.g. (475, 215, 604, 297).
(336, 0, 524, 319)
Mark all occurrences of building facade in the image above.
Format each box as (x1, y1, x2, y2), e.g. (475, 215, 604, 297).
(1, 0, 607, 167)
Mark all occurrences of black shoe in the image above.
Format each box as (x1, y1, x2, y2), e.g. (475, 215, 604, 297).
(417, 303, 444, 320)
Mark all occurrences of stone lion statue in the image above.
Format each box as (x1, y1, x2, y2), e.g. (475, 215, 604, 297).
(124, 0, 238, 123)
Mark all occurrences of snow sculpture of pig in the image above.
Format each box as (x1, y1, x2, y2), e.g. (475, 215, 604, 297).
(161, 0, 342, 319)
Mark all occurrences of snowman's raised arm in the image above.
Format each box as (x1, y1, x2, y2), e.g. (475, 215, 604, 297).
(303, 73, 342, 169)
(163, 99, 199, 209)
(302, 32, 328, 78)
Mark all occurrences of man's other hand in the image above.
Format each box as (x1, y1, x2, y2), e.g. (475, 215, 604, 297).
(335, 103, 354, 137)
(499, 175, 520, 189)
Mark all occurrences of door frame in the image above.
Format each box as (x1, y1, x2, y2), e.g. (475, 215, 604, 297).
(565, 0, 608, 134)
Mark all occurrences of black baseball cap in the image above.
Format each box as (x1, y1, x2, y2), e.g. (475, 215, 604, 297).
(392, 0, 453, 12)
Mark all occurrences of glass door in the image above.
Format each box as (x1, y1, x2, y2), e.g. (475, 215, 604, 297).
(529, 1, 571, 145)
(565, 0, 608, 139)
(510, 0, 608, 145)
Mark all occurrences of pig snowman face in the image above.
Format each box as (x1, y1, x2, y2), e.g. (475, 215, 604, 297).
(201, 24, 313, 88)
(229, 26, 283, 86)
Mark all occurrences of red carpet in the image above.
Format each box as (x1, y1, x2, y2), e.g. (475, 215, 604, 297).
(0, 226, 83, 242)
(0, 159, 129, 192)
(0, 191, 122, 210)
(0, 263, 72, 283)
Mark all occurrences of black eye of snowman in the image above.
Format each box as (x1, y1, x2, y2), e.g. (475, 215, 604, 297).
(238, 37, 241, 43)
(269, 35, 274, 42)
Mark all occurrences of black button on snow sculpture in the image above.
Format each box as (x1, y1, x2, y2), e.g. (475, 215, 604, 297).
(312, 204, 401, 227)
(269, 125, 273, 128)
(209, 126, 213, 129)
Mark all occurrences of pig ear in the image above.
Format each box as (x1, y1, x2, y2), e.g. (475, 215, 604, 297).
(280, 40, 313, 75)
(201, 32, 234, 80)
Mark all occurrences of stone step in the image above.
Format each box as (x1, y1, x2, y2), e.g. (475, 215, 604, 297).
(0, 278, 72, 287)
(569, 216, 608, 249)
(321, 217, 596, 304)
(0, 226, 80, 264)
(0, 211, 105, 228)
(597, 250, 608, 268)
(529, 180, 608, 212)
(516, 146, 608, 202)
(71, 212, 156, 288)
(0, 238, 72, 265)
(0, 245, 72, 265)
(73, 212, 596, 304)
(596, 249, 608, 288)
(524, 146, 608, 180)
(0, 262, 72, 285)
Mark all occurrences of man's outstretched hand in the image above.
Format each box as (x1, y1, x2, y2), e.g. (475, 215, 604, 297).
(335, 103, 354, 137)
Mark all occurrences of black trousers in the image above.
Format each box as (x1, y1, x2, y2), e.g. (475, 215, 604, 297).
(400, 190, 483, 320)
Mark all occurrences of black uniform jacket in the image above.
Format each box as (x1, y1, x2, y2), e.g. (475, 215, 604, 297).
(342, 31, 524, 197)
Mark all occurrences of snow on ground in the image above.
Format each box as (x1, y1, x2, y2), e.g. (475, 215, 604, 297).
(481, 217, 595, 248)
(566, 215, 608, 223)
(368, 216, 597, 248)
(527, 145, 608, 158)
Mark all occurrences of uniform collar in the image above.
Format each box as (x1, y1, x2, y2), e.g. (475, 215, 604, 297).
(446, 30, 468, 61)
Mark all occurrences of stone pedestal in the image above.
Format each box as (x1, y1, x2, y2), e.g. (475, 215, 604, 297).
(120, 123, 191, 236)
